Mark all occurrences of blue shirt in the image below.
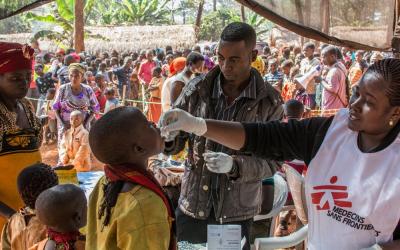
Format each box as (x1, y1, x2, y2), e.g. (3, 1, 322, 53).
(113, 67, 132, 86)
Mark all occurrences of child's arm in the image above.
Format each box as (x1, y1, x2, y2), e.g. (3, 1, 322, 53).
(0, 201, 15, 219)
(59, 133, 69, 165)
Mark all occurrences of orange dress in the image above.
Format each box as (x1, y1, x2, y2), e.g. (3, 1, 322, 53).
(148, 77, 163, 123)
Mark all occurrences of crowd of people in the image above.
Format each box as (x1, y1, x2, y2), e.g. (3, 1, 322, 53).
(0, 20, 399, 250)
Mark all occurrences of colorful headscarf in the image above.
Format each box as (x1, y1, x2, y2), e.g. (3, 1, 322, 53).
(169, 57, 186, 77)
(68, 63, 86, 75)
(0, 42, 34, 74)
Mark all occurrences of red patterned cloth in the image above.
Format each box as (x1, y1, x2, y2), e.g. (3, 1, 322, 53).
(0, 42, 34, 74)
(47, 229, 81, 250)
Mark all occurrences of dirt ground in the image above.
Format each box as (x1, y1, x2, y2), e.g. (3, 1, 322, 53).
(40, 143, 104, 171)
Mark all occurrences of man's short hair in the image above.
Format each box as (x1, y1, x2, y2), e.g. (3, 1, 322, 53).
(284, 99, 304, 120)
(303, 42, 315, 50)
(220, 22, 257, 49)
(281, 60, 294, 68)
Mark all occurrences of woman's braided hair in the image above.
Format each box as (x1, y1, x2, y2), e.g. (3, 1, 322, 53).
(17, 163, 59, 209)
(366, 58, 400, 106)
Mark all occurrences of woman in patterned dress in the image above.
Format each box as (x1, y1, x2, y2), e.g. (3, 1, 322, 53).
(53, 63, 99, 161)
(0, 42, 42, 230)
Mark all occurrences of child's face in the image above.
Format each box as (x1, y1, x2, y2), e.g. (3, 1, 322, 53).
(46, 92, 55, 100)
(105, 93, 114, 100)
(282, 66, 291, 75)
(35, 67, 43, 75)
(134, 115, 164, 157)
(70, 114, 83, 128)
(152, 71, 161, 78)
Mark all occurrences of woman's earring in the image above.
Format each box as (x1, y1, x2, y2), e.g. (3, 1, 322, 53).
(389, 119, 394, 127)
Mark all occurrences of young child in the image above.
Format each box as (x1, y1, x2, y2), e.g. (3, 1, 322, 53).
(29, 184, 87, 250)
(41, 88, 57, 144)
(1, 163, 59, 250)
(275, 99, 307, 237)
(104, 87, 120, 113)
(147, 67, 163, 123)
(94, 74, 107, 116)
(86, 107, 175, 250)
(59, 110, 91, 172)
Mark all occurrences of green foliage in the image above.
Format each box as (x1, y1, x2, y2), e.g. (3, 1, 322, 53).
(118, 0, 171, 25)
(25, 0, 103, 47)
(199, 8, 274, 41)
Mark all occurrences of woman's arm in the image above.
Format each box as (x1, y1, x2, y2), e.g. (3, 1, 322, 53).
(170, 81, 185, 104)
(161, 109, 333, 164)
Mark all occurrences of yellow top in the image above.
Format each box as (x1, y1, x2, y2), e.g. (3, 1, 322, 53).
(85, 176, 171, 250)
(251, 56, 266, 75)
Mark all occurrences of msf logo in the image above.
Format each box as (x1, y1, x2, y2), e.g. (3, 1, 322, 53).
(311, 176, 352, 210)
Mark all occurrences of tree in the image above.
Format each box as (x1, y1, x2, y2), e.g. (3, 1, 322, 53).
(118, 0, 171, 25)
(195, 0, 205, 27)
(74, 0, 84, 52)
(26, 0, 98, 48)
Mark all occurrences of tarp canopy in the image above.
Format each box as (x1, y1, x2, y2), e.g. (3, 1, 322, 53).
(0, 0, 52, 20)
(236, 0, 398, 51)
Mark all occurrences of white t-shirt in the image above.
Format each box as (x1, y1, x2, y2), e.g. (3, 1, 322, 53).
(305, 109, 400, 250)
(161, 76, 176, 113)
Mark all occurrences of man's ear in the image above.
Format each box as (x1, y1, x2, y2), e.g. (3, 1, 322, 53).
(132, 144, 146, 155)
(251, 50, 258, 62)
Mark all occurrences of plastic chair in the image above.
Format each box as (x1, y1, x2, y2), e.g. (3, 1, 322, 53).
(254, 164, 309, 250)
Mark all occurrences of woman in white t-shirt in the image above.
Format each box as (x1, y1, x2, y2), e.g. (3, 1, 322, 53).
(161, 59, 400, 250)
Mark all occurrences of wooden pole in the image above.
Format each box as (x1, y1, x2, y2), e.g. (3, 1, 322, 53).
(74, 0, 85, 53)
(241, 5, 246, 22)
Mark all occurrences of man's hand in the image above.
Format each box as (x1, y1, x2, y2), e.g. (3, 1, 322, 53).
(160, 109, 207, 139)
(203, 151, 233, 174)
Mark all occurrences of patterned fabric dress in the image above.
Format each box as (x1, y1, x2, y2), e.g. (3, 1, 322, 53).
(0, 99, 42, 229)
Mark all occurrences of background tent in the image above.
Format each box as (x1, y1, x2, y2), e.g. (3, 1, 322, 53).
(235, 0, 399, 51)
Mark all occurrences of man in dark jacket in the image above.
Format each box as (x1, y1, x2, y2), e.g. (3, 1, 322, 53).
(163, 22, 283, 249)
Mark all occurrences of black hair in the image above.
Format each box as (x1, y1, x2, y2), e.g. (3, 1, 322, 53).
(186, 52, 205, 66)
(104, 87, 115, 96)
(281, 60, 294, 68)
(284, 99, 305, 120)
(365, 59, 400, 106)
(64, 55, 75, 66)
(263, 46, 271, 54)
(322, 45, 337, 57)
(304, 42, 315, 50)
(34, 64, 44, 70)
(220, 22, 256, 49)
(17, 163, 59, 209)
(152, 67, 162, 75)
(66, 48, 75, 55)
(47, 88, 56, 94)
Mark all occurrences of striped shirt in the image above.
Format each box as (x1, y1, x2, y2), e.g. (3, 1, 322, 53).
(211, 73, 257, 153)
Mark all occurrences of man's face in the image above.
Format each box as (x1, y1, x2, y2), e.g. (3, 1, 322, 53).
(322, 51, 335, 66)
(282, 66, 291, 75)
(56, 54, 64, 62)
(35, 67, 43, 75)
(217, 40, 253, 82)
(303, 47, 314, 58)
(70, 114, 83, 128)
(146, 52, 153, 61)
(269, 63, 277, 73)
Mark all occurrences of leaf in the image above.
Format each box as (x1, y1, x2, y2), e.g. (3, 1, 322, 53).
(25, 13, 59, 24)
(55, 0, 74, 21)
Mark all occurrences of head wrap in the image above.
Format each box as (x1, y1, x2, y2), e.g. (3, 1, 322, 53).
(169, 57, 186, 76)
(56, 48, 65, 55)
(0, 42, 34, 74)
(70, 52, 81, 63)
(68, 63, 86, 75)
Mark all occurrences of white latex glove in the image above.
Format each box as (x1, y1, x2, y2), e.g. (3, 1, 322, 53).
(160, 109, 207, 139)
(203, 151, 233, 174)
(360, 244, 383, 250)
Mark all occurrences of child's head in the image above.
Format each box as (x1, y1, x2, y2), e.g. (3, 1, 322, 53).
(34, 64, 44, 76)
(281, 60, 293, 75)
(152, 67, 162, 78)
(46, 88, 56, 100)
(17, 163, 59, 209)
(99, 62, 107, 72)
(268, 58, 278, 73)
(104, 87, 115, 100)
(95, 74, 105, 89)
(283, 99, 305, 121)
(35, 184, 87, 232)
(89, 107, 164, 166)
(70, 110, 84, 128)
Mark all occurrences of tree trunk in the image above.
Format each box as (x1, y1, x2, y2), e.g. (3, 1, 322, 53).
(240, 5, 246, 22)
(294, 0, 304, 45)
(195, 0, 205, 28)
(74, 0, 85, 53)
(213, 0, 217, 11)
